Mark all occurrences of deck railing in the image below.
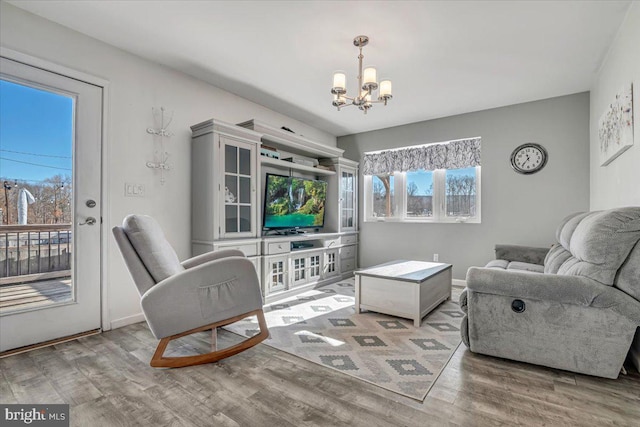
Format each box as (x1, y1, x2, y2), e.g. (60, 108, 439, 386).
(0, 224, 72, 283)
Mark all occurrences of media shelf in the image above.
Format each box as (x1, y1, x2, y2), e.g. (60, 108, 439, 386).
(238, 119, 343, 159)
(260, 156, 335, 176)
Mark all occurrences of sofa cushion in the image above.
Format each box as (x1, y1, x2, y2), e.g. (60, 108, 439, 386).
(494, 244, 549, 265)
(556, 212, 591, 250)
(544, 244, 573, 274)
(507, 261, 545, 273)
(486, 259, 509, 269)
(615, 239, 640, 302)
(486, 259, 544, 273)
(555, 208, 640, 286)
(122, 214, 184, 283)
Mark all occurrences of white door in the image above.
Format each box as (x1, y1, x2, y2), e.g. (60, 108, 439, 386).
(0, 57, 102, 352)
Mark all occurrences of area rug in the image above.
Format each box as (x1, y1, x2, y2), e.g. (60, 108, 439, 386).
(225, 279, 463, 401)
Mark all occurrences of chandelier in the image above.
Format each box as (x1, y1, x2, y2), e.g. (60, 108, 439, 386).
(331, 35, 392, 114)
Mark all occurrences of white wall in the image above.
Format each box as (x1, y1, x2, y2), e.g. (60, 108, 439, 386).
(0, 2, 336, 328)
(339, 93, 591, 280)
(590, 2, 640, 209)
(588, 1, 640, 374)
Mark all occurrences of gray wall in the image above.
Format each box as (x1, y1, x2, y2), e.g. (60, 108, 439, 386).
(338, 93, 590, 280)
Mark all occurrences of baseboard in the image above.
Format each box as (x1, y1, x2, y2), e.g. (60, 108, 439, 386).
(110, 313, 145, 330)
(452, 279, 467, 288)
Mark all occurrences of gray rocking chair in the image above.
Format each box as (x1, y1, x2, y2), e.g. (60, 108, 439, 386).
(112, 214, 268, 368)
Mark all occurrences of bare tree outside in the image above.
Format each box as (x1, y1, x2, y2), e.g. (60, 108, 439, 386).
(0, 174, 72, 225)
(406, 170, 433, 217)
(372, 175, 394, 217)
(445, 168, 476, 216)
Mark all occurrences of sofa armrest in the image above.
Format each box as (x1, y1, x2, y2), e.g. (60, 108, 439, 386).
(141, 256, 263, 338)
(181, 249, 245, 269)
(494, 244, 549, 265)
(466, 267, 640, 324)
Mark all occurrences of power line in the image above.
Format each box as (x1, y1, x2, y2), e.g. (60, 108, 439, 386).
(0, 177, 69, 184)
(0, 149, 72, 159)
(0, 157, 72, 171)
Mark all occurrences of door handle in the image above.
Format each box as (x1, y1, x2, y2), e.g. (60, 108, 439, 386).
(79, 217, 97, 226)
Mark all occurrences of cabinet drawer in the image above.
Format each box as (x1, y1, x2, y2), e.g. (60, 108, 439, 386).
(267, 242, 289, 255)
(342, 259, 356, 272)
(214, 242, 259, 257)
(340, 245, 356, 260)
(341, 235, 358, 245)
(324, 238, 340, 248)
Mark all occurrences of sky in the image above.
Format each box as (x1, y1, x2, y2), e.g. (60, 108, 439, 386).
(0, 79, 73, 184)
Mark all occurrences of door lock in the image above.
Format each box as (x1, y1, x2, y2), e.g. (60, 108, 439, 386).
(79, 217, 97, 226)
(86, 199, 97, 208)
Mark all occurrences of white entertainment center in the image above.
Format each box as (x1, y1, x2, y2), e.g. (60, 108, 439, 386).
(191, 118, 358, 303)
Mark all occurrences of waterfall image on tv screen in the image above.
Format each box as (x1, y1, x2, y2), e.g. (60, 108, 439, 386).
(263, 174, 327, 229)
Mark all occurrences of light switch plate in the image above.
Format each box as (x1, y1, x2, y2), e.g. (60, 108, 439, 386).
(125, 182, 145, 197)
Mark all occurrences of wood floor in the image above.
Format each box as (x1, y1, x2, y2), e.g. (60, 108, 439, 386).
(1, 322, 639, 427)
(0, 278, 72, 313)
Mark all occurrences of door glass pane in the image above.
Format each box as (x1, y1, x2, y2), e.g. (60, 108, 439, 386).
(239, 206, 251, 232)
(239, 147, 251, 175)
(225, 144, 237, 174)
(225, 175, 237, 203)
(225, 205, 237, 232)
(0, 79, 74, 314)
(239, 176, 250, 203)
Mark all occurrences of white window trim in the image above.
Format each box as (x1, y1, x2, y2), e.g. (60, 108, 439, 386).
(364, 167, 481, 224)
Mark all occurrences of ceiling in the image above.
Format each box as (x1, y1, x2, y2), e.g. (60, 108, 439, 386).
(9, 1, 631, 137)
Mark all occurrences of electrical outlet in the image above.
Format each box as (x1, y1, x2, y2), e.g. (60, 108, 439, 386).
(433, 253, 439, 262)
(125, 183, 145, 198)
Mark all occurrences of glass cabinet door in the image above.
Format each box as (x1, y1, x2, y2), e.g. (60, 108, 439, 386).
(291, 255, 307, 287)
(222, 136, 256, 237)
(340, 169, 355, 231)
(266, 256, 287, 294)
(324, 249, 339, 278)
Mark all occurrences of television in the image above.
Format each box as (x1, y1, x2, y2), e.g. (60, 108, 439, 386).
(263, 173, 327, 230)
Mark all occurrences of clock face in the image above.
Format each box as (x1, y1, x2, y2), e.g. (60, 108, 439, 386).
(510, 143, 548, 174)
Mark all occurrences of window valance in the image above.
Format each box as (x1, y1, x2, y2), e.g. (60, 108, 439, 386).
(362, 137, 481, 176)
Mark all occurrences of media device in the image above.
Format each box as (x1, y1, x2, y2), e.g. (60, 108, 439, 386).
(263, 173, 327, 231)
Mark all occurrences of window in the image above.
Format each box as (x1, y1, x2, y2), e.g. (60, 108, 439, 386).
(445, 167, 478, 218)
(363, 137, 481, 223)
(371, 174, 395, 218)
(365, 167, 480, 223)
(406, 170, 433, 218)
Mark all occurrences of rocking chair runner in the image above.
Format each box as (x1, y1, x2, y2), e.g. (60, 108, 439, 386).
(112, 215, 268, 368)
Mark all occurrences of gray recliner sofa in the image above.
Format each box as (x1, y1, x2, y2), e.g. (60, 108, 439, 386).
(460, 207, 640, 378)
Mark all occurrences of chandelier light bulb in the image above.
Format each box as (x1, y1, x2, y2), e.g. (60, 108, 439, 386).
(379, 80, 392, 97)
(332, 72, 346, 94)
(363, 67, 377, 85)
(379, 79, 393, 105)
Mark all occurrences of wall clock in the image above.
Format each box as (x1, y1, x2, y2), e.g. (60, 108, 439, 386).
(510, 143, 548, 174)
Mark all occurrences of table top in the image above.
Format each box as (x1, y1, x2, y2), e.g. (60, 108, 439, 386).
(355, 260, 452, 283)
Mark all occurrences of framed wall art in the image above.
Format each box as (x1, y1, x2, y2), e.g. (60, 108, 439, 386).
(599, 83, 634, 166)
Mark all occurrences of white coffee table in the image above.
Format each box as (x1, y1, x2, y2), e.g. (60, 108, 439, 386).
(354, 260, 452, 327)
